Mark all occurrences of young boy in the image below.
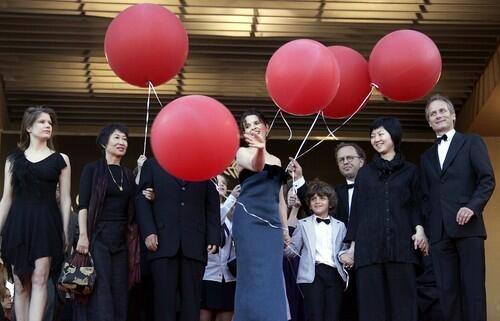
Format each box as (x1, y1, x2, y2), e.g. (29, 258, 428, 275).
(285, 179, 348, 321)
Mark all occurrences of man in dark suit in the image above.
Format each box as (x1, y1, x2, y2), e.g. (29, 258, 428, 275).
(288, 142, 366, 321)
(135, 158, 220, 321)
(420, 94, 495, 321)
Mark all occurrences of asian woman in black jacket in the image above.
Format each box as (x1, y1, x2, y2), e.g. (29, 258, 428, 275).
(341, 117, 429, 321)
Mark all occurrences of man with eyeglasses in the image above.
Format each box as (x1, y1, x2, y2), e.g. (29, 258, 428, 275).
(288, 142, 366, 321)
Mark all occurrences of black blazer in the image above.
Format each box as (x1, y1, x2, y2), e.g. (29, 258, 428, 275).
(297, 181, 350, 224)
(420, 132, 495, 243)
(346, 160, 423, 268)
(135, 158, 220, 263)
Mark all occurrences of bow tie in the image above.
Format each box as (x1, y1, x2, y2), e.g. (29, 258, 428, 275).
(436, 134, 448, 145)
(316, 217, 331, 225)
(346, 183, 354, 189)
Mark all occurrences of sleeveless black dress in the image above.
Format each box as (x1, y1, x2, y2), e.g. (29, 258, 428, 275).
(1, 150, 66, 280)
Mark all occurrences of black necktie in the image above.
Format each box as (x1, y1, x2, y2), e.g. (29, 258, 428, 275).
(220, 223, 230, 248)
(436, 134, 448, 145)
(316, 217, 330, 225)
(346, 183, 354, 189)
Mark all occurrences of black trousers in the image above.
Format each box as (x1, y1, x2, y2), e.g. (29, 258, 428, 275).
(356, 262, 417, 321)
(151, 251, 205, 321)
(299, 264, 344, 321)
(431, 235, 485, 321)
(341, 269, 358, 321)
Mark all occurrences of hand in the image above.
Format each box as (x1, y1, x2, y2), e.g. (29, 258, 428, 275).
(340, 253, 354, 269)
(412, 227, 429, 256)
(243, 132, 265, 149)
(137, 155, 147, 168)
(230, 185, 241, 198)
(286, 157, 303, 180)
(456, 207, 474, 225)
(143, 188, 155, 201)
(145, 234, 158, 252)
(207, 244, 218, 254)
(76, 234, 89, 255)
(283, 229, 291, 246)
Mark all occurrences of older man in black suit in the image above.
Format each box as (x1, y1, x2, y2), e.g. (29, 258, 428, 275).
(420, 94, 495, 321)
(135, 158, 220, 321)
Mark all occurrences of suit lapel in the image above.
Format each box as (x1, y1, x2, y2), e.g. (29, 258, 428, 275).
(428, 144, 441, 176)
(303, 217, 316, 259)
(441, 132, 466, 175)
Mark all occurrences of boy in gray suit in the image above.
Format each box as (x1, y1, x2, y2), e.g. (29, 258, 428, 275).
(285, 180, 348, 321)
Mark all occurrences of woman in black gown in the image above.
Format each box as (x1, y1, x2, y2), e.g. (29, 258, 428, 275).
(0, 107, 71, 321)
(75, 123, 143, 321)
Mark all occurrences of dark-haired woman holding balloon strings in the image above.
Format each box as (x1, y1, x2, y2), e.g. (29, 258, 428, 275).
(232, 110, 289, 321)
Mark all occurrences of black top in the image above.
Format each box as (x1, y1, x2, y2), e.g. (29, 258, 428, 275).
(79, 161, 135, 222)
(346, 154, 423, 268)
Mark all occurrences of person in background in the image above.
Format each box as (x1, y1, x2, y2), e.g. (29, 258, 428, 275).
(282, 184, 306, 321)
(200, 174, 240, 321)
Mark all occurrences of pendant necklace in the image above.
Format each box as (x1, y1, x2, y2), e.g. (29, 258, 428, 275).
(107, 165, 124, 191)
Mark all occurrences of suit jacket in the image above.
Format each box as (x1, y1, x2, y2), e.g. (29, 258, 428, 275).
(334, 183, 350, 224)
(135, 158, 220, 263)
(420, 132, 495, 243)
(285, 215, 348, 283)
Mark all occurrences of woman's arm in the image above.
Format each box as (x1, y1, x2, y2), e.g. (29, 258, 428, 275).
(76, 208, 89, 254)
(59, 154, 72, 248)
(279, 185, 290, 244)
(0, 160, 13, 233)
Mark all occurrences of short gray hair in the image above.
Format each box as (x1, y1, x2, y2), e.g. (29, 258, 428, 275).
(425, 94, 455, 121)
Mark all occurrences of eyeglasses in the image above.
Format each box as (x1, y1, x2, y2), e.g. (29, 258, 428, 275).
(337, 156, 361, 164)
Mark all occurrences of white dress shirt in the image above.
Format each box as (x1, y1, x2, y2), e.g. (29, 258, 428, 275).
(203, 195, 237, 282)
(314, 215, 335, 267)
(346, 179, 355, 216)
(437, 129, 456, 169)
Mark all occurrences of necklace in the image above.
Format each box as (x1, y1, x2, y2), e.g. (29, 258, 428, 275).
(107, 165, 124, 191)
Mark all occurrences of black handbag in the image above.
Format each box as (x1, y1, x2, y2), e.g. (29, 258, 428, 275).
(58, 252, 96, 295)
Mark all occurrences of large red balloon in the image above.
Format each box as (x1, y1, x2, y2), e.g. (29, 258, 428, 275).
(151, 95, 239, 182)
(369, 29, 442, 102)
(266, 39, 340, 116)
(323, 46, 372, 119)
(104, 3, 188, 87)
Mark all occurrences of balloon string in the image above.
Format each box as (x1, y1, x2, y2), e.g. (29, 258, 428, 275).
(149, 83, 164, 107)
(295, 85, 375, 160)
(267, 110, 280, 136)
(321, 111, 339, 140)
(210, 179, 282, 230)
(294, 111, 321, 160)
(281, 111, 293, 141)
(143, 82, 152, 156)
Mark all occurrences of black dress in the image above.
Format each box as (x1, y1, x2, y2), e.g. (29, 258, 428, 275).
(1, 150, 66, 281)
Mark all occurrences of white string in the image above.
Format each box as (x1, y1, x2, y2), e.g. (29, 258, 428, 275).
(295, 85, 375, 160)
(142, 82, 152, 156)
(267, 110, 280, 136)
(293, 111, 321, 160)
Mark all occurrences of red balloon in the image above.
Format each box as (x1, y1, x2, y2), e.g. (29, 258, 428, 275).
(266, 39, 340, 116)
(151, 95, 239, 182)
(104, 4, 188, 87)
(323, 46, 372, 119)
(369, 29, 442, 102)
